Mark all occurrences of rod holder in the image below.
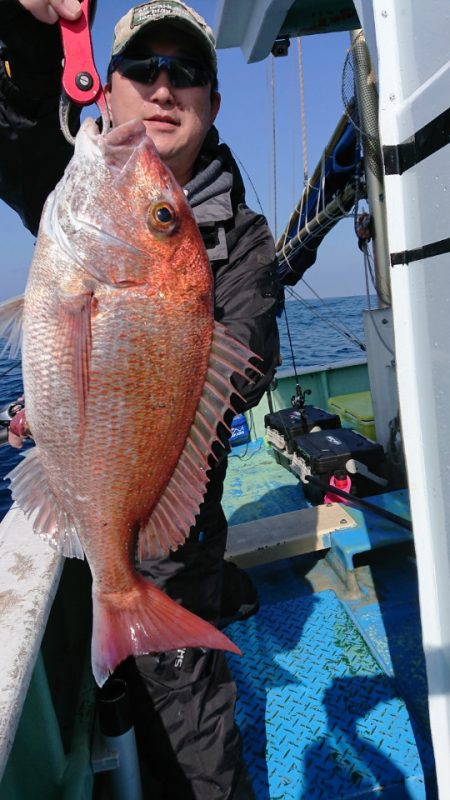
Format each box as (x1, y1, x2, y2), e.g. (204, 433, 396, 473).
(97, 678, 143, 800)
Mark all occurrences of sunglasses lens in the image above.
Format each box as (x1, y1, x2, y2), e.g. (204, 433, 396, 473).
(170, 60, 210, 87)
(119, 61, 157, 83)
(116, 56, 211, 88)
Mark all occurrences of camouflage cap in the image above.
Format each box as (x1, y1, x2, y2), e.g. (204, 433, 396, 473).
(110, 2, 217, 71)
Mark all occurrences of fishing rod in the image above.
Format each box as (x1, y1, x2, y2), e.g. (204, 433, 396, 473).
(304, 474, 412, 531)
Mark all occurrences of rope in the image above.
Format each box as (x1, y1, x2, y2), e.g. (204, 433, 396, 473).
(271, 55, 278, 239)
(297, 37, 308, 186)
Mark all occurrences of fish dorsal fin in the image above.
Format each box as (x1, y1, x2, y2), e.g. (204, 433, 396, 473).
(137, 321, 260, 561)
(0, 295, 24, 359)
(6, 448, 84, 559)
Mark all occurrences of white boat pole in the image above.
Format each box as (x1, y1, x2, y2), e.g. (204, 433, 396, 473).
(350, 28, 391, 308)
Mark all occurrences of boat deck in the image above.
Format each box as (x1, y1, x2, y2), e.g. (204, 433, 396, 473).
(223, 441, 438, 799)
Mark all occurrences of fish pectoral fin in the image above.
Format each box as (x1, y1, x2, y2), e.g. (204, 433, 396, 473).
(138, 320, 260, 561)
(0, 294, 24, 359)
(6, 448, 84, 559)
(57, 291, 94, 421)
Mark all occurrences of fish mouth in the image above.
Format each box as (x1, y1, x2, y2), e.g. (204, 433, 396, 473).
(102, 119, 148, 146)
(97, 119, 152, 175)
(77, 117, 152, 159)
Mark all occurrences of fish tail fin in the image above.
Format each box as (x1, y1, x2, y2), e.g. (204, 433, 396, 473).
(92, 576, 241, 686)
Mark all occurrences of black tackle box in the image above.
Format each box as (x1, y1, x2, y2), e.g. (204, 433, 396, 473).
(264, 406, 341, 452)
(291, 427, 385, 501)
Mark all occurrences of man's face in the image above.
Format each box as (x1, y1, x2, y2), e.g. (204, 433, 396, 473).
(104, 29, 220, 185)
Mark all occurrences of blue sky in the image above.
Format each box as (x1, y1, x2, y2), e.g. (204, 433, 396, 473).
(0, 1, 368, 300)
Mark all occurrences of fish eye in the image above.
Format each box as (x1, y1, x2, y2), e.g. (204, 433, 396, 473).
(148, 201, 178, 233)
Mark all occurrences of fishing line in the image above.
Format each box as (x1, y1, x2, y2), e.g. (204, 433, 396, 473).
(282, 304, 301, 382)
(286, 285, 366, 353)
(279, 235, 366, 353)
(300, 274, 366, 344)
(224, 143, 266, 217)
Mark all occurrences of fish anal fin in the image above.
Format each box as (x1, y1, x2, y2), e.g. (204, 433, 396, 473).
(92, 577, 241, 686)
(138, 321, 260, 561)
(5, 448, 84, 559)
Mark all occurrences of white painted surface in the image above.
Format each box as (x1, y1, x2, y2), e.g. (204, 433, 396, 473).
(363, 307, 398, 452)
(226, 503, 356, 567)
(373, 1, 450, 795)
(215, 0, 294, 62)
(0, 504, 63, 777)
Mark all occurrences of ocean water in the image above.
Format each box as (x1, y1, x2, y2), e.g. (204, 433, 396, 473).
(278, 293, 373, 369)
(0, 293, 372, 518)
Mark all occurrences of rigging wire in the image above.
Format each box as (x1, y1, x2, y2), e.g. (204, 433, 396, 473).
(231, 41, 370, 378)
(271, 39, 366, 369)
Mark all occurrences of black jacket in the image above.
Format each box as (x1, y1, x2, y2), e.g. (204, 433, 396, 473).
(0, 0, 280, 411)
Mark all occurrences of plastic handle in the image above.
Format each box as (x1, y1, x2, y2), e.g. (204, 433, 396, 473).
(59, 0, 102, 105)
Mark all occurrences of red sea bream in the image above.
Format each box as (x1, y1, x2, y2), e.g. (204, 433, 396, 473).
(1, 118, 258, 686)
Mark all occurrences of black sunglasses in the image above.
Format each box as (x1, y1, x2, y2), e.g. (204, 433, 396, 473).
(109, 54, 214, 88)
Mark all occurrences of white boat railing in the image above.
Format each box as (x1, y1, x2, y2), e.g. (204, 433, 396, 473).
(0, 504, 63, 780)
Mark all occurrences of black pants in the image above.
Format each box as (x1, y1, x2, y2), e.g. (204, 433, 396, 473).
(116, 458, 253, 799)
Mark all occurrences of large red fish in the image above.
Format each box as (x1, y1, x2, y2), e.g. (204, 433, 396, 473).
(1, 118, 258, 686)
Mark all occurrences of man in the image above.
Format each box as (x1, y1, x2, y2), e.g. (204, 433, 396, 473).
(0, 2, 280, 797)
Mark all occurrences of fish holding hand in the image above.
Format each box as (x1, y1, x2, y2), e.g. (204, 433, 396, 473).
(0, 118, 261, 686)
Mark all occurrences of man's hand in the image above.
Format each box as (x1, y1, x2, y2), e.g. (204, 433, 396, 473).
(8, 409, 32, 449)
(18, 0, 82, 24)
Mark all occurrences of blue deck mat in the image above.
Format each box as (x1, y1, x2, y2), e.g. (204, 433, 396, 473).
(224, 440, 307, 525)
(226, 589, 436, 800)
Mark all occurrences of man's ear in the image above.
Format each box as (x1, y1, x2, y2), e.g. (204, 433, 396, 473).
(103, 82, 113, 120)
(210, 91, 221, 125)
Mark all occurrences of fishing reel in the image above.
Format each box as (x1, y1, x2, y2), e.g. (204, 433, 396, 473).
(291, 384, 311, 412)
(291, 384, 311, 429)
